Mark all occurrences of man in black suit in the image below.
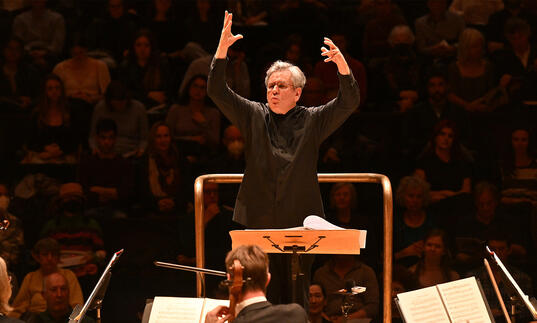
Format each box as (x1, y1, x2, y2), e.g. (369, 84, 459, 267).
(205, 245, 308, 323)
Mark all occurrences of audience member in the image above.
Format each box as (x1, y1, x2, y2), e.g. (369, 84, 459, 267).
(486, 0, 536, 53)
(448, 28, 503, 112)
(313, 255, 379, 322)
(449, 0, 504, 28)
(0, 37, 39, 111)
(9, 238, 82, 319)
(89, 81, 148, 158)
(78, 118, 133, 215)
(307, 283, 330, 323)
(166, 74, 220, 164)
(39, 183, 106, 297)
(0, 184, 24, 271)
(143, 122, 191, 216)
(119, 29, 172, 108)
(52, 33, 111, 106)
(204, 245, 308, 323)
(466, 230, 533, 322)
(25, 272, 94, 323)
(394, 176, 436, 267)
(315, 31, 367, 106)
(403, 70, 470, 157)
(11, 0, 65, 68)
(23, 74, 78, 164)
(409, 229, 459, 288)
(415, 0, 465, 62)
(85, 0, 139, 65)
(0, 256, 23, 323)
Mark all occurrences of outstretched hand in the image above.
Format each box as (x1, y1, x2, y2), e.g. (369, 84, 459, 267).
(321, 37, 350, 75)
(215, 11, 243, 59)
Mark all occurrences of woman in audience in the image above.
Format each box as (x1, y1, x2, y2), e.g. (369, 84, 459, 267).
(0, 256, 23, 322)
(52, 33, 110, 105)
(410, 229, 459, 288)
(23, 75, 78, 164)
(308, 283, 330, 323)
(120, 29, 172, 109)
(89, 80, 148, 158)
(165, 74, 220, 163)
(500, 126, 537, 206)
(0, 37, 38, 110)
(447, 28, 501, 112)
(144, 122, 191, 216)
(394, 176, 436, 267)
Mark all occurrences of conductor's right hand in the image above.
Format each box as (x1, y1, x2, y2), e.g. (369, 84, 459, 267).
(215, 11, 243, 59)
(205, 305, 230, 323)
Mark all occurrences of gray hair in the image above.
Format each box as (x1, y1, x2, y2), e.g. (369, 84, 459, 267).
(457, 28, 484, 64)
(388, 25, 415, 46)
(265, 60, 306, 89)
(396, 176, 431, 207)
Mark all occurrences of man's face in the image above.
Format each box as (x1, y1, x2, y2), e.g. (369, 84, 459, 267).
(511, 129, 529, 154)
(507, 31, 530, 52)
(97, 130, 116, 155)
(134, 36, 151, 62)
(428, 76, 447, 102)
(108, 0, 124, 19)
(46, 79, 62, 102)
(43, 274, 70, 314)
(476, 190, 497, 223)
(266, 70, 301, 113)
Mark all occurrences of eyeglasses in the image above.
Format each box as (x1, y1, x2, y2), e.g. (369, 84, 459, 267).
(267, 82, 293, 91)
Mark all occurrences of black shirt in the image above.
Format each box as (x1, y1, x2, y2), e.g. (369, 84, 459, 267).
(208, 58, 360, 228)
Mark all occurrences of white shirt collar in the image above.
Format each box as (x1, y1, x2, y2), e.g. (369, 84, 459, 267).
(235, 296, 267, 315)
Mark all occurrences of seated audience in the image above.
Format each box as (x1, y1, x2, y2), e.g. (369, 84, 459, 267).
(447, 28, 504, 112)
(52, 33, 111, 106)
(39, 183, 106, 297)
(204, 245, 308, 323)
(466, 231, 533, 322)
(177, 182, 242, 296)
(308, 283, 330, 323)
(409, 229, 459, 288)
(415, 0, 465, 62)
(0, 183, 24, 270)
(11, 0, 65, 68)
(0, 37, 39, 111)
(89, 81, 148, 158)
(449, 0, 503, 28)
(0, 256, 23, 323)
(78, 118, 133, 215)
(26, 272, 94, 323)
(119, 29, 172, 108)
(143, 122, 191, 216)
(85, 0, 139, 65)
(394, 176, 437, 267)
(23, 74, 78, 164)
(313, 255, 379, 322)
(486, 0, 536, 53)
(9, 238, 82, 319)
(166, 74, 220, 163)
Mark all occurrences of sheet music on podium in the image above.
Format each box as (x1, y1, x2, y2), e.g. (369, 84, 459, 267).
(396, 277, 494, 323)
(148, 296, 229, 323)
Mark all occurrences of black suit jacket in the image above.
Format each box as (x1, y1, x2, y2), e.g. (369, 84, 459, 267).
(233, 301, 308, 323)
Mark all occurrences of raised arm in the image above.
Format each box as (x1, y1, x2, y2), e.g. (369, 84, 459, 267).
(321, 37, 350, 75)
(215, 11, 243, 59)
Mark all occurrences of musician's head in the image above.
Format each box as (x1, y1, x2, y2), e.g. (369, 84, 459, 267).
(225, 245, 270, 294)
(265, 61, 304, 114)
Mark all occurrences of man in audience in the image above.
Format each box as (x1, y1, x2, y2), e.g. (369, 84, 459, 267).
(313, 255, 379, 322)
(78, 118, 133, 216)
(26, 272, 94, 323)
(487, 0, 536, 52)
(205, 245, 308, 323)
(10, 238, 83, 319)
(415, 0, 466, 61)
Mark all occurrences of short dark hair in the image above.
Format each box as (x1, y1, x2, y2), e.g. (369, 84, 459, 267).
(225, 245, 269, 293)
(33, 238, 60, 256)
(105, 80, 130, 105)
(95, 118, 117, 136)
(504, 17, 530, 36)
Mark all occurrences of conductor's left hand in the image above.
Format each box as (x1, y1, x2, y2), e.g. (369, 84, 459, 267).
(321, 37, 350, 75)
(205, 305, 230, 323)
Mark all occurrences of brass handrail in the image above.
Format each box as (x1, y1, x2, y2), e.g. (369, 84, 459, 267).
(194, 173, 393, 323)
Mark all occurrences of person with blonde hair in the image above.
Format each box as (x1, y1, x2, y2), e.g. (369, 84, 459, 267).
(0, 256, 23, 322)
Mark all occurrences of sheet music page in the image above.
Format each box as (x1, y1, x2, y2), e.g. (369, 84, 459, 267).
(397, 286, 451, 323)
(436, 277, 493, 323)
(200, 298, 230, 323)
(148, 296, 204, 323)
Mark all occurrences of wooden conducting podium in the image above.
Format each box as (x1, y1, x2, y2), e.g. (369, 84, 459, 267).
(230, 215, 367, 303)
